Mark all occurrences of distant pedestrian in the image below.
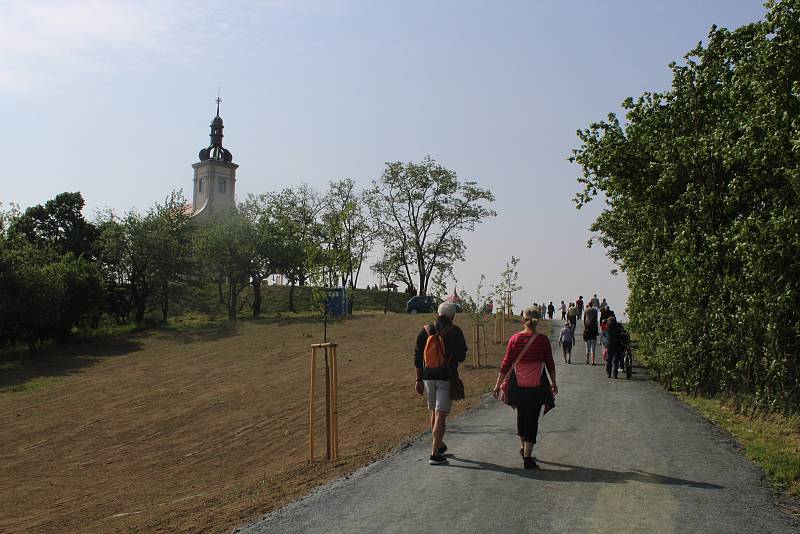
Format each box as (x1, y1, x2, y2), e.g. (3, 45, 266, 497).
(566, 303, 577, 331)
(590, 294, 600, 309)
(414, 302, 468, 465)
(540, 303, 547, 319)
(558, 322, 574, 364)
(493, 307, 557, 469)
(584, 303, 599, 325)
(600, 298, 608, 311)
(559, 301, 566, 320)
(547, 302, 555, 320)
(605, 315, 624, 379)
(583, 304, 599, 365)
(576, 296, 584, 324)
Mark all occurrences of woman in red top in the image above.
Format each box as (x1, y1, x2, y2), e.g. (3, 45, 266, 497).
(492, 307, 558, 469)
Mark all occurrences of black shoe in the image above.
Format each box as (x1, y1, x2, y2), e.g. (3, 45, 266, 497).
(429, 454, 448, 465)
(523, 457, 540, 470)
(607, 374, 612, 378)
(613, 373, 618, 379)
(437, 443, 447, 456)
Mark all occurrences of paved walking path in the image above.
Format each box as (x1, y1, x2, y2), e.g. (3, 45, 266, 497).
(240, 321, 797, 533)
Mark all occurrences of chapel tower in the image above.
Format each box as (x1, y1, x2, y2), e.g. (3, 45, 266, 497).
(191, 98, 238, 223)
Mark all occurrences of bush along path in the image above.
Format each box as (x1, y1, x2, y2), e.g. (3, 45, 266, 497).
(240, 321, 798, 534)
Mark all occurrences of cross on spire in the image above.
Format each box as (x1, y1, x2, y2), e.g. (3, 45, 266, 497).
(215, 96, 222, 117)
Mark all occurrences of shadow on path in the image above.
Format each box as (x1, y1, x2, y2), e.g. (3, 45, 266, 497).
(449, 457, 723, 490)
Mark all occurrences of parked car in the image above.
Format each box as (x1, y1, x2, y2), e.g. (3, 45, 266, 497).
(405, 296, 462, 314)
(406, 295, 440, 314)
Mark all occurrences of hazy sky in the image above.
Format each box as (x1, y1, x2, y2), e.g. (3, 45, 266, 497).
(1, 0, 767, 318)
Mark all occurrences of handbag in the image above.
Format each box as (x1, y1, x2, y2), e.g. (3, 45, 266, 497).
(498, 334, 539, 405)
(449, 367, 465, 400)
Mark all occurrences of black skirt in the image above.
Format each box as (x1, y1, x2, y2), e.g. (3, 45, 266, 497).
(508, 369, 552, 408)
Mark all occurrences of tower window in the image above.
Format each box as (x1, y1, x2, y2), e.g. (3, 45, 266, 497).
(198, 177, 204, 193)
(218, 179, 226, 193)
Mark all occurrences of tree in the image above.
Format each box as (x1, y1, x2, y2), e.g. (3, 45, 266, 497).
(9, 192, 99, 259)
(371, 255, 400, 314)
(239, 194, 294, 318)
(570, 0, 800, 411)
(0, 242, 103, 349)
(148, 192, 195, 322)
(100, 192, 194, 323)
(261, 185, 324, 312)
(492, 256, 522, 311)
(194, 212, 255, 321)
(368, 156, 495, 296)
(320, 179, 377, 289)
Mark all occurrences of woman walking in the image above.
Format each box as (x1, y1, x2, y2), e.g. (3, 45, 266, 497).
(583, 304, 599, 365)
(558, 322, 574, 363)
(493, 307, 557, 469)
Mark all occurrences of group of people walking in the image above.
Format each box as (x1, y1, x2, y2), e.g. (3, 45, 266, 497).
(412, 294, 627, 470)
(414, 303, 556, 469)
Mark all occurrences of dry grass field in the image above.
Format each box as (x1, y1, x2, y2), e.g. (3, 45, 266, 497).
(1, 312, 543, 533)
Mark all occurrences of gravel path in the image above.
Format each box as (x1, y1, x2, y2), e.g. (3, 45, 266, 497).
(239, 321, 797, 534)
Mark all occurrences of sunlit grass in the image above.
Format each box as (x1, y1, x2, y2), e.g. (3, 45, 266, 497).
(679, 393, 800, 497)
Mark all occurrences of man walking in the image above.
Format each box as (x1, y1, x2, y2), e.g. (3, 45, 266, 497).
(559, 301, 567, 320)
(590, 294, 600, 309)
(605, 315, 624, 379)
(414, 302, 468, 465)
(576, 296, 584, 324)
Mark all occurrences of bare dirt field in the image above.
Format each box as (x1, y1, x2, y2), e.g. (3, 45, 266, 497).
(1, 312, 542, 533)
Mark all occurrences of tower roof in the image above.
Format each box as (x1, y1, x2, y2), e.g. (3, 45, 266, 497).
(198, 97, 233, 163)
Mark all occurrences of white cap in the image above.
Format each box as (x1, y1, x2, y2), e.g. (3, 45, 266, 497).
(438, 302, 457, 318)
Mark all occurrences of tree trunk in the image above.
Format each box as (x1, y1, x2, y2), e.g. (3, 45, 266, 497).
(161, 280, 169, 322)
(218, 276, 225, 304)
(252, 277, 262, 319)
(134, 296, 146, 322)
(383, 288, 390, 314)
(228, 282, 238, 321)
(289, 282, 296, 313)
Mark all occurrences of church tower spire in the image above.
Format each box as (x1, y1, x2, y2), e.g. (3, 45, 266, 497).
(198, 97, 233, 163)
(190, 97, 239, 224)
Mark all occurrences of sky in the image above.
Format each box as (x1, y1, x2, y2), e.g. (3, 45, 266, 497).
(1, 0, 768, 319)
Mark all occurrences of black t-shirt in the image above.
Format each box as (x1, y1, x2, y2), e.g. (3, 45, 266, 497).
(414, 317, 468, 381)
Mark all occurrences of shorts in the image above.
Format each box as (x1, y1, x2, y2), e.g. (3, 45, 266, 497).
(586, 339, 597, 354)
(424, 379, 452, 412)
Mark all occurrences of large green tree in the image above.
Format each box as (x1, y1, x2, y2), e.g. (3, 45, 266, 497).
(571, 0, 800, 410)
(368, 157, 496, 296)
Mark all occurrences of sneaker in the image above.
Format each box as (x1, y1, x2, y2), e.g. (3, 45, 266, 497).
(523, 457, 540, 470)
(437, 443, 447, 456)
(429, 454, 448, 465)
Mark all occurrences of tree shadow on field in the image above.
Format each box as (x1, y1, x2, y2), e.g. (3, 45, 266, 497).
(154, 320, 242, 344)
(449, 457, 723, 490)
(0, 339, 143, 392)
